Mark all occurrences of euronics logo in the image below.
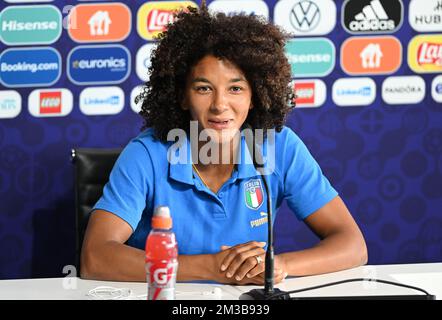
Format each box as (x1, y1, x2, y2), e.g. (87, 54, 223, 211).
(285, 38, 335, 77)
(67, 45, 131, 85)
(0, 47, 61, 88)
(0, 5, 62, 45)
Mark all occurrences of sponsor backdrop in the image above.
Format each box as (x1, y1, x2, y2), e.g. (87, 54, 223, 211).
(0, 0, 441, 279)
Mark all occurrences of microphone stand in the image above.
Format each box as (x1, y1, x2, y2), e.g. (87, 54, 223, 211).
(240, 128, 290, 300)
(239, 127, 435, 301)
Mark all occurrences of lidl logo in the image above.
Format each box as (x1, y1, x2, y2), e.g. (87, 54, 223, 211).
(67, 45, 130, 85)
(0, 90, 21, 119)
(67, 3, 131, 43)
(208, 0, 269, 19)
(244, 179, 264, 210)
(0, 47, 61, 88)
(0, 5, 61, 45)
(342, 0, 403, 34)
(408, 34, 442, 74)
(274, 0, 336, 36)
(28, 88, 73, 117)
(137, 1, 197, 41)
(341, 36, 401, 75)
(285, 38, 335, 77)
(409, 0, 442, 32)
(293, 79, 326, 108)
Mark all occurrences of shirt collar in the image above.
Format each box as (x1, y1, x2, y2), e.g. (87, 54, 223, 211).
(168, 133, 259, 185)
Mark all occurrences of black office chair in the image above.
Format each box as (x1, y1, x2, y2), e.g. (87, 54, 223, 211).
(71, 148, 122, 271)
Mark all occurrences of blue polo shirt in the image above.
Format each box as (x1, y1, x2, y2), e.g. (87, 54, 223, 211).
(93, 126, 338, 254)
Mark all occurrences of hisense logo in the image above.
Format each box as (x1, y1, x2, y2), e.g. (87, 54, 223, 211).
(2, 20, 58, 31)
(0, 5, 62, 45)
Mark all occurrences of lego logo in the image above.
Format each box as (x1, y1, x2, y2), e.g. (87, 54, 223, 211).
(41, 97, 60, 108)
(293, 80, 326, 108)
(297, 88, 314, 99)
(28, 89, 73, 117)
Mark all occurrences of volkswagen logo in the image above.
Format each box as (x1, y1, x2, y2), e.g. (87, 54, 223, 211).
(290, 0, 321, 32)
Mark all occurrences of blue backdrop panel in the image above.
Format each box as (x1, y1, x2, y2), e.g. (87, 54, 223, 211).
(0, 0, 441, 279)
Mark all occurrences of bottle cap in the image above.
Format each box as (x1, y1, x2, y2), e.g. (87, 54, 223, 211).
(151, 206, 172, 229)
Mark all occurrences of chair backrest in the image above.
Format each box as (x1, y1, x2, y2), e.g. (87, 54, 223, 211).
(71, 148, 122, 270)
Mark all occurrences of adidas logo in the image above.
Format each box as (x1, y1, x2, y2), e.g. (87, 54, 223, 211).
(349, 0, 395, 31)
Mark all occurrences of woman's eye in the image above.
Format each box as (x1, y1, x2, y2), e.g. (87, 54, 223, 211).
(230, 86, 243, 93)
(195, 86, 211, 93)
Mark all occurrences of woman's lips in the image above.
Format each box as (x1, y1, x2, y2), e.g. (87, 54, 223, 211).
(207, 119, 232, 130)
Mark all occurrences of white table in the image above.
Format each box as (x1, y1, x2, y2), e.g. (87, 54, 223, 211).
(0, 263, 440, 300)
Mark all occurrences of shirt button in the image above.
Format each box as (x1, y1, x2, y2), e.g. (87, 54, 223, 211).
(219, 192, 224, 198)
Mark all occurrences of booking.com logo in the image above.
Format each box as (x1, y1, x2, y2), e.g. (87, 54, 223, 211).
(0, 47, 61, 88)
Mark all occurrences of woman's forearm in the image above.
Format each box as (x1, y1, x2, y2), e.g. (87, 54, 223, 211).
(81, 241, 219, 282)
(277, 231, 368, 277)
(81, 241, 146, 282)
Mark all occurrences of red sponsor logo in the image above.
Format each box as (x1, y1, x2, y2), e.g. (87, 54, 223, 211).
(39, 91, 61, 114)
(147, 9, 175, 32)
(295, 82, 315, 104)
(417, 42, 442, 66)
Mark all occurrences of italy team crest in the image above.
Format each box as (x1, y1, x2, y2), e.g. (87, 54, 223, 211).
(244, 179, 264, 210)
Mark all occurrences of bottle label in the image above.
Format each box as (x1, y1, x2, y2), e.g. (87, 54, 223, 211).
(146, 261, 178, 300)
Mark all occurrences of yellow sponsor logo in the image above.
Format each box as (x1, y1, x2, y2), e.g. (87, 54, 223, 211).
(408, 34, 442, 73)
(250, 212, 268, 228)
(137, 1, 197, 40)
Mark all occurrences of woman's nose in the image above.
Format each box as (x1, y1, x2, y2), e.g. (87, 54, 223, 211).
(210, 91, 229, 113)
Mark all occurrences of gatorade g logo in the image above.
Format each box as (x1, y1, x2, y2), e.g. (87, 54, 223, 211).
(153, 268, 169, 285)
(137, 1, 197, 40)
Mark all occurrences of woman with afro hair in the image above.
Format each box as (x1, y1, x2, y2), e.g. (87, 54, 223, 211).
(81, 1, 367, 286)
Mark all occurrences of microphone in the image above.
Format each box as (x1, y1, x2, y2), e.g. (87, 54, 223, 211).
(240, 126, 290, 300)
(239, 126, 435, 301)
